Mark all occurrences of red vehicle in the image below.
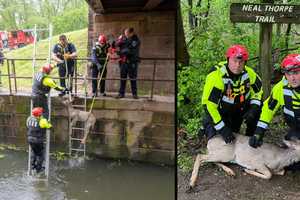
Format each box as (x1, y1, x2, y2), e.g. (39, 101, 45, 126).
(7, 30, 34, 49)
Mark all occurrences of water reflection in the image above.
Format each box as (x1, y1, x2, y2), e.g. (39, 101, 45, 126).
(0, 150, 174, 200)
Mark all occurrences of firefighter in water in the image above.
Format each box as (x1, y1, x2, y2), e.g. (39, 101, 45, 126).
(250, 54, 300, 143)
(201, 44, 263, 144)
(32, 64, 66, 118)
(91, 34, 110, 97)
(116, 27, 140, 99)
(26, 107, 52, 173)
(52, 35, 77, 96)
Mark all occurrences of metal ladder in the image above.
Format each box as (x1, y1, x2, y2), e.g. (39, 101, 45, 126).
(27, 24, 52, 180)
(68, 66, 88, 157)
(68, 55, 109, 157)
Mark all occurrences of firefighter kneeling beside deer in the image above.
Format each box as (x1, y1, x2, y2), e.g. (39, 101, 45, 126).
(189, 49, 300, 189)
(61, 96, 96, 144)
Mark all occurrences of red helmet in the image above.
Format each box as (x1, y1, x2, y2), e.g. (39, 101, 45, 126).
(42, 64, 53, 74)
(226, 44, 249, 61)
(281, 54, 300, 72)
(98, 34, 107, 44)
(32, 107, 43, 117)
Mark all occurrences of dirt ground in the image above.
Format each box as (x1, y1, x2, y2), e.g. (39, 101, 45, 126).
(178, 162, 300, 200)
(177, 121, 300, 200)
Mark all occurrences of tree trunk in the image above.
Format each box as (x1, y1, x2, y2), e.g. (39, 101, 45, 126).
(188, 0, 194, 30)
(259, 0, 274, 98)
(177, 2, 190, 66)
(194, 0, 202, 27)
(285, 23, 291, 55)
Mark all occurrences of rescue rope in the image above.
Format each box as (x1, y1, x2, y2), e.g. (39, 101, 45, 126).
(88, 54, 110, 114)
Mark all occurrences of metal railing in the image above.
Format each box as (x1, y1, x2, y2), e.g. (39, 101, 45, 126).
(0, 57, 175, 100)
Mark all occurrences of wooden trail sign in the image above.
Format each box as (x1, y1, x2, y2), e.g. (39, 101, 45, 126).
(230, 3, 300, 24)
(230, 2, 300, 98)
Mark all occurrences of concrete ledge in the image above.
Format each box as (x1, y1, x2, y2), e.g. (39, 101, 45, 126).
(0, 94, 175, 165)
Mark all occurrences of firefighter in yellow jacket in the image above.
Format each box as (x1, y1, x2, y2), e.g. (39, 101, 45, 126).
(249, 54, 300, 148)
(202, 44, 263, 143)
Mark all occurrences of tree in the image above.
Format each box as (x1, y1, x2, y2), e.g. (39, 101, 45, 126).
(178, 2, 190, 66)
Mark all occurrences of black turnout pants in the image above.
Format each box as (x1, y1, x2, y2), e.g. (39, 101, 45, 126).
(58, 63, 74, 92)
(29, 142, 44, 172)
(119, 62, 138, 96)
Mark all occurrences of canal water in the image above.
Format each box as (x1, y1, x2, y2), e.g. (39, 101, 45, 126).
(0, 149, 174, 200)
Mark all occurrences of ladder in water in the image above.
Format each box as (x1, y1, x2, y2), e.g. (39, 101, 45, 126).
(68, 69, 88, 157)
(27, 24, 52, 180)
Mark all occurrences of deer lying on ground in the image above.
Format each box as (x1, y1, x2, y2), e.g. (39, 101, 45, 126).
(189, 134, 300, 190)
(61, 97, 96, 144)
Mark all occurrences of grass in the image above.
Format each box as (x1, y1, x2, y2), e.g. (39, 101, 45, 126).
(0, 28, 172, 97)
(0, 28, 88, 91)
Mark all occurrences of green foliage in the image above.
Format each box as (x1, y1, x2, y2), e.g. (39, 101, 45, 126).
(52, 6, 88, 35)
(0, 0, 88, 35)
(178, 0, 300, 171)
(178, 65, 206, 133)
(52, 151, 69, 161)
(177, 152, 193, 172)
(0, 143, 22, 151)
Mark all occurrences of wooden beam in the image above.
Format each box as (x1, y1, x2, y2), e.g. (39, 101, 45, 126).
(230, 3, 300, 24)
(143, 0, 163, 10)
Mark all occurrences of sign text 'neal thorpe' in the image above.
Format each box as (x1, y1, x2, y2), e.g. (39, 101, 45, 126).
(230, 3, 300, 23)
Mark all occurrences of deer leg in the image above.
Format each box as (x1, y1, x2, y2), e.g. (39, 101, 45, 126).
(70, 116, 78, 128)
(80, 124, 90, 144)
(244, 166, 272, 179)
(189, 154, 208, 189)
(274, 169, 285, 176)
(215, 163, 236, 176)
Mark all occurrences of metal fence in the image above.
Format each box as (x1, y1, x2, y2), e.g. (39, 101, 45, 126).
(0, 57, 175, 100)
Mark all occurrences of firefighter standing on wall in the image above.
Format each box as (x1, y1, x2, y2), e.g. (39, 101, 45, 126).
(116, 27, 140, 99)
(52, 35, 77, 96)
(91, 34, 110, 97)
(26, 107, 52, 173)
(32, 64, 66, 118)
(201, 44, 263, 144)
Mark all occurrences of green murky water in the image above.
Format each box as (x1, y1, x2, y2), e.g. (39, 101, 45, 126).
(0, 150, 174, 200)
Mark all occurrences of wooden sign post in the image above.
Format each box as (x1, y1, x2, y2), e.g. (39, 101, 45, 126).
(230, 2, 300, 97)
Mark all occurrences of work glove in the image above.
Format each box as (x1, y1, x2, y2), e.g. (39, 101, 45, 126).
(62, 87, 69, 94)
(248, 127, 265, 148)
(284, 128, 300, 140)
(64, 53, 71, 60)
(219, 126, 235, 144)
(243, 104, 260, 124)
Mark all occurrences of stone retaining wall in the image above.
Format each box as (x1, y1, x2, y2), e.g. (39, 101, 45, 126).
(0, 95, 174, 165)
